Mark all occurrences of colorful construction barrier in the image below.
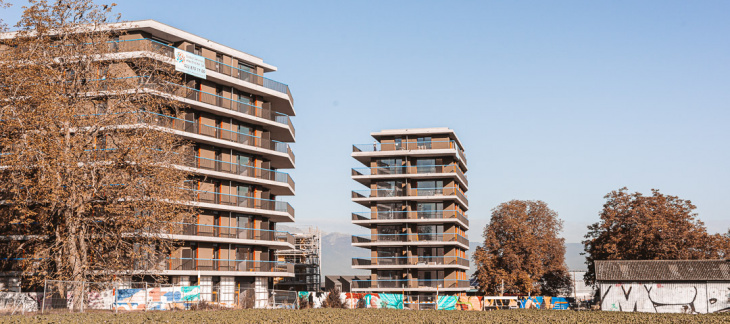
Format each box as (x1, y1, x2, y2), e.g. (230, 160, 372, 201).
(114, 285, 200, 310)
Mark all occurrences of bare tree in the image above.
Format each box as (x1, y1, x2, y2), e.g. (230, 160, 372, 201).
(473, 200, 571, 296)
(0, 0, 195, 309)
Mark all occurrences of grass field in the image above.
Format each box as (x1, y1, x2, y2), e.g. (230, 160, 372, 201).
(4, 309, 730, 323)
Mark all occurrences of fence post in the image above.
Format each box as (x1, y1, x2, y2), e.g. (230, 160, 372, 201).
(114, 282, 118, 314)
(41, 280, 47, 315)
(80, 281, 85, 313)
(144, 282, 148, 312)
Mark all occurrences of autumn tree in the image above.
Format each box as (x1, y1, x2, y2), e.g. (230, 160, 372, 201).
(583, 188, 730, 286)
(0, 0, 195, 308)
(473, 200, 571, 296)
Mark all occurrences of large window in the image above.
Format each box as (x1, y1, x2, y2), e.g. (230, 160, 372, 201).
(376, 181, 403, 197)
(417, 224, 443, 241)
(376, 203, 404, 219)
(416, 180, 443, 196)
(377, 225, 402, 241)
(417, 136, 431, 149)
(415, 158, 437, 173)
(375, 158, 403, 175)
(417, 202, 443, 219)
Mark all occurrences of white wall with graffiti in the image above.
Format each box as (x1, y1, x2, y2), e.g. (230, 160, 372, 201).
(600, 282, 730, 314)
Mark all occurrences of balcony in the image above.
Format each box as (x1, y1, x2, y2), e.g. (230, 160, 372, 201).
(352, 256, 469, 268)
(351, 187, 468, 206)
(176, 223, 295, 246)
(351, 279, 470, 290)
(186, 155, 294, 192)
(189, 189, 294, 220)
(110, 38, 294, 105)
(140, 111, 295, 166)
(352, 140, 466, 166)
(351, 210, 468, 227)
(351, 233, 469, 247)
(163, 258, 293, 274)
(352, 164, 467, 187)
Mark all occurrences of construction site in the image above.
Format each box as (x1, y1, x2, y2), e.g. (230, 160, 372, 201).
(275, 226, 322, 292)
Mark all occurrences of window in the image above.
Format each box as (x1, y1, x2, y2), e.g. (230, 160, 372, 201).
(416, 158, 436, 173)
(376, 181, 403, 197)
(376, 203, 404, 220)
(417, 136, 431, 149)
(417, 202, 443, 219)
(394, 137, 403, 150)
(417, 225, 443, 241)
(416, 180, 443, 196)
(375, 158, 403, 175)
(377, 225, 401, 241)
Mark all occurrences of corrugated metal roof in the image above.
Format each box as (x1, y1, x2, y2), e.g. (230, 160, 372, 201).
(596, 260, 730, 281)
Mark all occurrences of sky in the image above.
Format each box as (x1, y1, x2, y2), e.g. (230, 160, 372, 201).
(3, 1, 729, 243)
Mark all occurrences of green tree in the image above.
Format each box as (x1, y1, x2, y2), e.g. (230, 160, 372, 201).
(473, 200, 571, 296)
(583, 188, 730, 286)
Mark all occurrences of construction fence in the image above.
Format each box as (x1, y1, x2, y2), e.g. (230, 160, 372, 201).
(0, 282, 575, 314)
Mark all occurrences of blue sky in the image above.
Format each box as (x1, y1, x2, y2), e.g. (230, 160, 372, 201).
(3, 1, 729, 243)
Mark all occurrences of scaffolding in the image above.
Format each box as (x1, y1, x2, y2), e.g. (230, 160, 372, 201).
(275, 226, 321, 292)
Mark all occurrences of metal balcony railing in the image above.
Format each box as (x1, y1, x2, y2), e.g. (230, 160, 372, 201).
(164, 258, 293, 273)
(351, 279, 470, 289)
(188, 189, 294, 218)
(186, 155, 294, 190)
(109, 38, 294, 104)
(352, 256, 469, 267)
(351, 210, 468, 227)
(351, 233, 468, 246)
(177, 223, 294, 245)
(139, 111, 295, 164)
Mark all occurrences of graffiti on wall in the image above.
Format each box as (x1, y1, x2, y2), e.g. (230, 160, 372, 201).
(601, 283, 730, 314)
(114, 285, 201, 311)
(0, 292, 41, 313)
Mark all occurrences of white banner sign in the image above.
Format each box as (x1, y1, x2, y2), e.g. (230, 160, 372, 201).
(174, 48, 207, 79)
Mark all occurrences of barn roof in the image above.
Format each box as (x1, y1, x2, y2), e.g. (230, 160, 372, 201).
(595, 260, 730, 281)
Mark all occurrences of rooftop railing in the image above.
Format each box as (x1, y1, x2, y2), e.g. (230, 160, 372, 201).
(352, 140, 466, 164)
(164, 258, 293, 273)
(351, 279, 470, 289)
(111, 38, 294, 104)
(187, 155, 294, 191)
(351, 233, 468, 246)
(351, 210, 468, 227)
(189, 189, 294, 218)
(352, 256, 469, 267)
(175, 222, 294, 246)
(140, 111, 295, 164)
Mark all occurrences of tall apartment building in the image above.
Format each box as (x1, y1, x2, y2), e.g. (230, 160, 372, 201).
(350, 128, 469, 309)
(108, 21, 297, 303)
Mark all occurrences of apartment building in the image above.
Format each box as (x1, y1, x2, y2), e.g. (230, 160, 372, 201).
(108, 20, 297, 304)
(350, 128, 469, 309)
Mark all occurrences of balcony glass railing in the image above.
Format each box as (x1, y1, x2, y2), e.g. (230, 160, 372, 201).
(138, 111, 294, 163)
(351, 210, 468, 226)
(351, 233, 468, 246)
(164, 258, 293, 273)
(352, 140, 465, 163)
(352, 256, 469, 267)
(109, 38, 294, 103)
(351, 164, 467, 186)
(175, 223, 294, 245)
(187, 156, 294, 190)
(351, 279, 470, 289)
(188, 189, 294, 218)
(351, 187, 467, 204)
